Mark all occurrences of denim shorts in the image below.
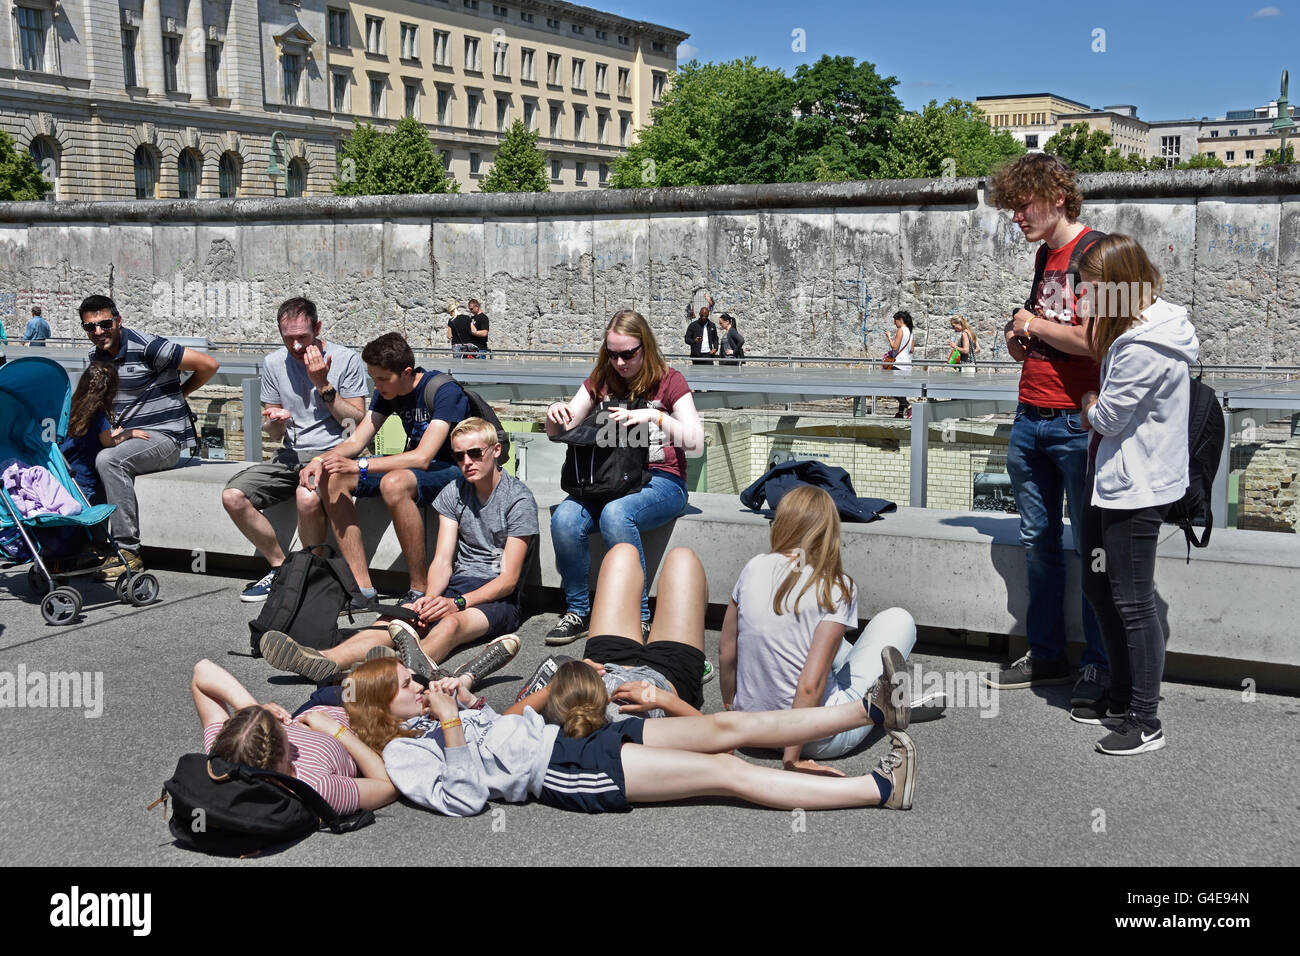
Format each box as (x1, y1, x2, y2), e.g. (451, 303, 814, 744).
(354, 462, 459, 507)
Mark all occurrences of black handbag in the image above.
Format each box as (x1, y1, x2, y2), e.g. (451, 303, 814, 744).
(551, 401, 651, 505)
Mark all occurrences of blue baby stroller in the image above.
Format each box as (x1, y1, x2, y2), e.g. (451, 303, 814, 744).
(0, 356, 160, 624)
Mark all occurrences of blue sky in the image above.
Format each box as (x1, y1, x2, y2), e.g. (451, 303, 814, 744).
(603, 0, 1295, 122)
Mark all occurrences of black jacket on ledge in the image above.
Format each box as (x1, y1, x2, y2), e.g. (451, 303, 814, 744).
(740, 459, 897, 523)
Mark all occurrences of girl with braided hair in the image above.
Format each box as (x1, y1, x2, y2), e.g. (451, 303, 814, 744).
(190, 659, 398, 813)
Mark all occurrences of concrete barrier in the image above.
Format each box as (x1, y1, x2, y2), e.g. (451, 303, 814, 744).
(136, 461, 1299, 675)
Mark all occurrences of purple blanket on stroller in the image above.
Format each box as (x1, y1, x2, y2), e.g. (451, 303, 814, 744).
(1, 460, 83, 518)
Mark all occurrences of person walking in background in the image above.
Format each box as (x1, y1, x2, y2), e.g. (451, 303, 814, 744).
(23, 306, 50, 346)
(947, 315, 979, 373)
(1075, 235, 1198, 755)
(886, 310, 914, 419)
(719, 313, 745, 365)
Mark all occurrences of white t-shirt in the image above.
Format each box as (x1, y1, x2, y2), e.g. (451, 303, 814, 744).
(731, 551, 859, 713)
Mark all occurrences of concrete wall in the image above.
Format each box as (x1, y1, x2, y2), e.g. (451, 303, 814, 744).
(2, 168, 1299, 364)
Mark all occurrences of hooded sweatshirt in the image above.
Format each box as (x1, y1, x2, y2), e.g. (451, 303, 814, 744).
(383, 704, 560, 816)
(1086, 298, 1200, 509)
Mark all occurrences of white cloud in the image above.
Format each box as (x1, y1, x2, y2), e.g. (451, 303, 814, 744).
(678, 43, 700, 60)
(1251, 6, 1283, 17)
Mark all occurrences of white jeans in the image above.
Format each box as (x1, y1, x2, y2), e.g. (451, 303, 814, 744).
(801, 606, 917, 759)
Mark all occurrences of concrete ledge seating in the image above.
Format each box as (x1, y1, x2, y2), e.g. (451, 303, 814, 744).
(138, 460, 1299, 674)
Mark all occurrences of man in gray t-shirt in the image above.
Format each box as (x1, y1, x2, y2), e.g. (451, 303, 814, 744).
(223, 298, 368, 602)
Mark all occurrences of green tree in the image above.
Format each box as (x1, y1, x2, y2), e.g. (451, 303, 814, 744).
(610, 58, 796, 187)
(786, 55, 903, 182)
(1173, 152, 1228, 170)
(0, 129, 52, 201)
(480, 119, 549, 192)
(332, 116, 458, 195)
(880, 99, 1025, 178)
(1044, 122, 1119, 173)
(1259, 143, 1295, 166)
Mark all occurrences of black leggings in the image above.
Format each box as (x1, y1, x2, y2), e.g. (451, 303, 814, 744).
(1080, 499, 1170, 722)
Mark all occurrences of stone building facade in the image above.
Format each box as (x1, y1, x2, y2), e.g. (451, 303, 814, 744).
(0, 0, 684, 200)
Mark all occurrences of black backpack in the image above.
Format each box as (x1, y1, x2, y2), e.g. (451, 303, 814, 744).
(247, 546, 417, 658)
(153, 753, 375, 857)
(1027, 228, 1106, 316)
(552, 401, 651, 505)
(1165, 368, 1225, 561)
(423, 372, 511, 467)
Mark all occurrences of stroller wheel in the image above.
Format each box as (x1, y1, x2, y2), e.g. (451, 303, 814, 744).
(27, 565, 51, 596)
(114, 572, 133, 604)
(126, 572, 160, 607)
(40, 587, 82, 626)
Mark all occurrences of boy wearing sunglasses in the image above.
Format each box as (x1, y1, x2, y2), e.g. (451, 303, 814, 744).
(79, 294, 220, 577)
(260, 417, 536, 685)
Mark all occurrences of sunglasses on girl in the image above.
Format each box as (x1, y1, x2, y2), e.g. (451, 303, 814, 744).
(608, 344, 642, 362)
(82, 319, 115, 332)
(452, 446, 490, 463)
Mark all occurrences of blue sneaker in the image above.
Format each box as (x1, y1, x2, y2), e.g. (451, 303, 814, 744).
(240, 568, 279, 603)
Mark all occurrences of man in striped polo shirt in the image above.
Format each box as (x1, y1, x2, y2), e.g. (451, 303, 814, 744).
(81, 294, 220, 576)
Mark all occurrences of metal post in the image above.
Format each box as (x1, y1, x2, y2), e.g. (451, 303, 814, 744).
(242, 376, 262, 462)
(909, 399, 930, 508)
(1212, 406, 1231, 529)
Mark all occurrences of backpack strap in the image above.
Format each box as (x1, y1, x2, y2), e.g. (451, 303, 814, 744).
(422, 372, 462, 415)
(221, 760, 376, 834)
(1026, 244, 1050, 311)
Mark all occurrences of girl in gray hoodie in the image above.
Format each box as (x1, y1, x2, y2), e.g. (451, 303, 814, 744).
(1076, 235, 1200, 756)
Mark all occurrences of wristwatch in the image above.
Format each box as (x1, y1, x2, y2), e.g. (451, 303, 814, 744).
(453, 595, 467, 611)
(357, 456, 369, 480)
(319, 385, 337, 403)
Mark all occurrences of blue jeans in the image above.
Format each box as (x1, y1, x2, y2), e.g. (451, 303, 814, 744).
(550, 471, 688, 620)
(1006, 405, 1106, 670)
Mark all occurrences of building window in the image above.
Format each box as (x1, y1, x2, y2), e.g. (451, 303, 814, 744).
(287, 158, 307, 198)
(163, 35, 181, 92)
(493, 40, 509, 76)
(618, 35, 629, 46)
(369, 77, 384, 115)
(1024, 134, 1038, 149)
(492, 3, 507, 15)
(366, 17, 383, 54)
(16, 6, 45, 72)
(28, 137, 57, 199)
(328, 9, 349, 47)
(573, 106, 585, 140)
(599, 163, 608, 185)
(523, 99, 536, 130)
(595, 63, 607, 94)
(1160, 135, 1181, 165)
(546, 17, 560, 29)
(433, 31, 450, 66)
(122, 28, 138, 88)
(441, 150, 452, 172)
(332, 71, 349, 111)
(470, 151, 482, 175)
(400, 23, 418, 60)
(1210, 130, 1219, 138)
(133, 146, 158, 199)
(206, 43, 221, 99)
(218, 152, 240, 198)
(617, 67, 629, 97)
(283, 53, 302, 105)
(619, 113, 630, 146)
(496, 96, 509, 131)
(572, 58, 585, 90)
(551, 159, 561, 181)
(178, 150, 201, 199)
(652, 41, 666, 52)
(1249, 128, 1258, 136)
(547, 53, 560, 85)
(1229, 129, 1239, 137)
(465, 36, 481, 72)
(597, 109, 608, 144)
(1246, 149, 1255, 160)
(571, 24, 584, 35)
(1207, 151, 1216, 159)
(467, 90, 482, 128)
(651, 71, 665, 101)
(1226, 150, 1235, 161)
(595, 30, 607, 41)
(437, 87, 451, 124)
(549, 104, 562, 138)
(404, 80, 419, 118)
(464, 0, 479, 8)
(520, 12, 534, 24)
(521, 48, 535, 81)
(575, 161, 586, 184)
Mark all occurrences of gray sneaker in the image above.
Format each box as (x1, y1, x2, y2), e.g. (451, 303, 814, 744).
(452, 634, 521, 690)
(516, 655, 575, 702)
(545, 612, 590, 646)
(388, 620, 444, 682)
(870, 646, 910, 731)
(364, 645, 400, 663)
(259, 630, 342, 684)
(1071, 664, 1109, 707)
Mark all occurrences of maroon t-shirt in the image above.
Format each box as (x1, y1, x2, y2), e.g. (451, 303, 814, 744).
(1018, 229, 1102, 409)
(584, 367, 691, 480)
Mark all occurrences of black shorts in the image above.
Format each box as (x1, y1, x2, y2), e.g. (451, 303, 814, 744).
(584, 634, 705, 712)
(538, 717, 645, 813)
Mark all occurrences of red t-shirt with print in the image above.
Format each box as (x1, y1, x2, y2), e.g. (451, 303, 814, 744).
(584, 367, 691, 480)
(1018, 229, 1102, 408)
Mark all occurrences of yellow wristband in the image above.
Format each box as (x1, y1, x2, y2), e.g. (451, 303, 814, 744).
(441, 718, 462, 731)
(312, 456, 323, 462)
(1023, 316, 1034, 336)
(332, 724, 347, 740)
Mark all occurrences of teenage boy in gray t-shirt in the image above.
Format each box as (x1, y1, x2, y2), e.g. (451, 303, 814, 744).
(223, 297, 367, 602)
(258, 417, 538, 686)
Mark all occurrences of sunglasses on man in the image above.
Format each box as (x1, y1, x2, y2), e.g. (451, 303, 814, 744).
(82, 319, 116, 333)
(452, 446, 492, 463)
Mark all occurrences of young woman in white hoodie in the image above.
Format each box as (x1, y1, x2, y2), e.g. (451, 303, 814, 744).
(1075, 234, 1199, 756)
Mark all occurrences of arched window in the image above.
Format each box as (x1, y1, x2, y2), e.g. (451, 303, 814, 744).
(134, 145, 159, 199)
(178, 149, 202, 198)
(287, 157, 307, 197)
(218, 152, 241, 198)
(28, 136, 58, 200)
